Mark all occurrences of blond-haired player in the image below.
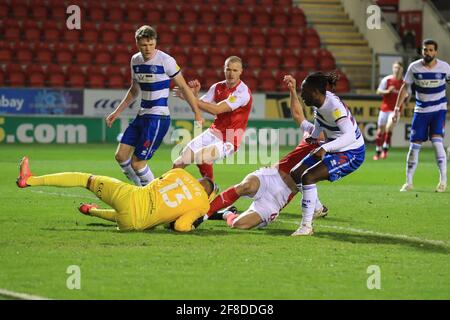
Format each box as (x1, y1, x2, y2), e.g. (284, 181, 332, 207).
(16, 157, 215, 232)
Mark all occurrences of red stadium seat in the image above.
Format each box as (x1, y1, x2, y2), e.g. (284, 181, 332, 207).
(177, 32, 194, 46)
(231, 33, 248, 47)
(107, 65, 124, 76)
(182, 9, 198, 24)
(128, 8, 144, 22)
(50, 5, 66, 19)
(43, 28, 60, 42)
(304, 34, 321, 49)
(272, 12, 288, 27)
(36, 49, 53, 64)
(145, 10, 162, 23)
(29, 73, 46, 87)
(95, 51, 112, 64)
(108, 7, 124, 21)
(101, 29, 118, 43)
(56, 50, 73, 64)
(249, 31, 265, 47)
(66, 65, 85, 75)
(12, 6, 28, 18)
(246, 54, 263, 69)
(63, 30, 81, 42)
(0, 4, 8, 19)
(164, 9, 180, 24)
(294, 70, 309, 83)
(0, 48, 12, 62)
(254, 9, 271, 27)
(75, 50, 91, 64)
(204, 76, 220, 89)
(290, 11, 307, 28)
(24, 29, 41, 42)
(5, 28, 21, 41)
(109, 75, 126, 88)
(268, 34, 284, 48)
(237, 12, 252, 26)
(219, 12, 234, 25)
(83, 28, 98, 42)
(114, 52, 130, 65)
(264, 55, 281, 69)
(67, 73, 86, 88)
(286, 34, 303, 48)
(196, 30, 212, 46)
(0, 71, 5, 86)
(214, 33, 230, 46)
(48, 73, 66, 87)
(282, 54, 300, 69)
(209, 52, 225, 68)
(258, 77, 277, 92)
(9, 72, 26, 87)
(89, 7, 105, 21)
(17, 51, 33, 63)
(157, 31, 175, 46)
(243, 76, 258, 92)
(199, 10, 216, 25)
(320, 56, 336, 71)
(335, 76, 350, 93)
(301, 53, 317, 70)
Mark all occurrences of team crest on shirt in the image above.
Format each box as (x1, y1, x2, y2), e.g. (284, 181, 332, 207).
(418, 74, 423, 79)
(150, 65, 158, 73)
(332, 108, 343, 120)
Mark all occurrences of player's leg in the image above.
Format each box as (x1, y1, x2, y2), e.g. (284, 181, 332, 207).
(131, 115, 171, 186)
(291, 161, 329, 236)
(374, 111, 387, 160)
(87, 175, 137, 230)
(430, 110, 447, 192)
(79, 203, 117, 223)
(115, 120, 141, 186)
(173, 129, 215, 172)
(382, 112, 395, 159)
(401, 113, 429, 191)
(207, 174, 260, 217)
(228, 209, 264, 229)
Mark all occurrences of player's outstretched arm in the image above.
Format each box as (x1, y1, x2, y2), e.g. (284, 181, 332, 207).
(173, 74, 204, 125)
(284, 74, 306, 125)
(105, 81, 140, 128)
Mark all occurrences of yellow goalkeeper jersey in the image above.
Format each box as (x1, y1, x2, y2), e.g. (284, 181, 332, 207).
(135, 168, 210, 232)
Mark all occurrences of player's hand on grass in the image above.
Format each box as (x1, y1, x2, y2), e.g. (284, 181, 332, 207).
(106, 112, 118, 128)
(283, 75, 296, 92)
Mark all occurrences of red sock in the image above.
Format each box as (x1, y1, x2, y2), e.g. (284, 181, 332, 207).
(207, 186, 239, 216)
(197, 163, 214, 180)
(384, 132, 392, 149)
(375, 131, 383, 151)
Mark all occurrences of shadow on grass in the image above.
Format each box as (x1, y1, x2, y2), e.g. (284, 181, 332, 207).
(315, 231, 449, 254)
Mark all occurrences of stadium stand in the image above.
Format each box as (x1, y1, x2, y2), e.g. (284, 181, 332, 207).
(0, 0, 350, 92)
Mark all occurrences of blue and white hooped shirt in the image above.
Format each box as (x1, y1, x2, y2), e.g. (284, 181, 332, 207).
(404, 59, 450, 113)
(130, 50, 180, 116)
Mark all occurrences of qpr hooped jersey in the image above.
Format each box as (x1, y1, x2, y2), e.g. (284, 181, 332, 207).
(131, 50, 181, 116)
(313, 91, 364, 152)
(404, 59, 450, 113)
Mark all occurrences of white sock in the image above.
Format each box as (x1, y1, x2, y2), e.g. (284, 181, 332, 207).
(431, 137, 447, 184)
(136, 165, 155, 186)
(119, 159, 141, 186)
(406, 143, 421, 185)
(301, 184, 317, 226)
(297, 183, 322, 211)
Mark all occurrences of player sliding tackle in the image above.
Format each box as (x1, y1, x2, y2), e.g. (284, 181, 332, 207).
(194, 75, 330, 230)
(16, 157, 215, 232)
(290, 72, 366, 236)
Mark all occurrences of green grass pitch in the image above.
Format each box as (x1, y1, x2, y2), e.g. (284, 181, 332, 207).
(0, 144, 449, 299)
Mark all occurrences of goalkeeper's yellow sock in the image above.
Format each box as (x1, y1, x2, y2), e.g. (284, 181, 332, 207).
(89, 208, 117, 223)
(27, 172, 91, 188)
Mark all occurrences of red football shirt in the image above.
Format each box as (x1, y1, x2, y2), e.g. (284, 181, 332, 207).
(378, 75, 404, 112)
(200, 80, 252, 150)
(277, 140, 319, 174)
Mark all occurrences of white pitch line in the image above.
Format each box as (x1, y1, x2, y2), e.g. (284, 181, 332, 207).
(30, 190, 97, 200)
(0, 288, 51, 300)
(278, 219, 449, 247)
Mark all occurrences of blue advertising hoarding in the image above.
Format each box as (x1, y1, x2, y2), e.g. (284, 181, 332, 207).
(0, 88, 83, 115)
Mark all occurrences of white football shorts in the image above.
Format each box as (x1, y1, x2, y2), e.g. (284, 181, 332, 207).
(184, 128, 235, 161)
(245, 167, 292, 227)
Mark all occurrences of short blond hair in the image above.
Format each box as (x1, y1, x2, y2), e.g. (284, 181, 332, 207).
(224, 56, 243, 68)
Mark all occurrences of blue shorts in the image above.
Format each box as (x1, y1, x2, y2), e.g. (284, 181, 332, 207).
(410, 110, 447, 142)
(120, 114, 171, 160)
(302, 145, 366, 182)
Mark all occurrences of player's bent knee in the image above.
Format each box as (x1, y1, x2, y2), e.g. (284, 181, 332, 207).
(301, 171, 316, 185)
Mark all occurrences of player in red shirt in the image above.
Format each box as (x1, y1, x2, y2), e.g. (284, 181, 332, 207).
(173, 56, 252, 181)
(373, 61, 405, 160)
